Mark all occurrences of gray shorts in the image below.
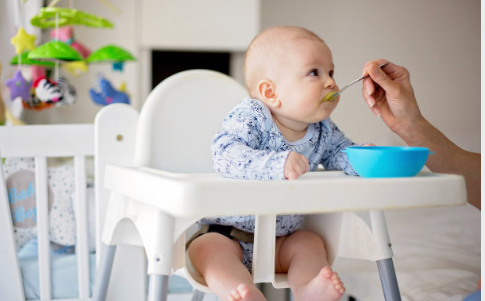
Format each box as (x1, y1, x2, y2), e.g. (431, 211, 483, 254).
(238, 241, 254, 272)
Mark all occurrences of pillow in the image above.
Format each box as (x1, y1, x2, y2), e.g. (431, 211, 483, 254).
(4, 157, 76, 250)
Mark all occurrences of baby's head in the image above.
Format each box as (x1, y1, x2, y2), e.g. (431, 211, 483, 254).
(244, 26, 340, 126)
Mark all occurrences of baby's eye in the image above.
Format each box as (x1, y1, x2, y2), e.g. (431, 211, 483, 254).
(309, 69, 319, 76)
(329, 70, 334, 78)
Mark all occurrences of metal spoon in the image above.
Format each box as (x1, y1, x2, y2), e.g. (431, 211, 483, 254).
(321, 62, 389, 102)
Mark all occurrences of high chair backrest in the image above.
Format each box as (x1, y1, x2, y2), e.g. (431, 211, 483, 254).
(134, 70, 249, 172)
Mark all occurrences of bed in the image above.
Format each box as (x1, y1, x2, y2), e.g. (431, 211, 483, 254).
(334, 203, 480, 301)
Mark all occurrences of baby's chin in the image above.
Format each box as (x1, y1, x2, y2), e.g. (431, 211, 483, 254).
(315, 102, 337, 120)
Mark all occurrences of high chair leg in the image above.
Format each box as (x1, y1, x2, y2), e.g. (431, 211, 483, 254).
(191, 289, 205, 301)
(148, 274, 169, 301)
(93, 244, 117, 301)
(376, 258, 401, 301)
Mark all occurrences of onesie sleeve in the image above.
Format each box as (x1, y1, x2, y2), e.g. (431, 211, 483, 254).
(320, 119, 358, 175)
(211, 103, 289, 180)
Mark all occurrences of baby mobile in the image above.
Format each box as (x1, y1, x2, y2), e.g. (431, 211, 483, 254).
(5, 0, 135, 111)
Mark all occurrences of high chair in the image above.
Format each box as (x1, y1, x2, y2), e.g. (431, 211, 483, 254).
(92, 70, 466, 301)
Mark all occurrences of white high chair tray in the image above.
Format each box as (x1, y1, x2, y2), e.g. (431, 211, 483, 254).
(104, 166, 466, 216)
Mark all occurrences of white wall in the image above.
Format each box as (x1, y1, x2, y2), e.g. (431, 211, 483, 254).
(0, 0, 480, 153)
(260, 0, 480, 152)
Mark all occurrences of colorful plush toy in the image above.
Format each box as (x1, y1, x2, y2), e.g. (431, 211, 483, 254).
(10, 27, 36, 54)
(5, 70, 32, 102)
(33, 76, 76, 106)
(89, 74, 130, 106)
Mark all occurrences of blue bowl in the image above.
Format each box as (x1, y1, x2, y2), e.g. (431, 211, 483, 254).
(342, 146, 431, 178)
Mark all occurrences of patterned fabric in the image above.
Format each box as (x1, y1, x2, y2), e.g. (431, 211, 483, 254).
(203, 97, 358, 237)
(3, 158, 76, 250)
(239, 241, 254, 271)
(211, 97, 357, 180)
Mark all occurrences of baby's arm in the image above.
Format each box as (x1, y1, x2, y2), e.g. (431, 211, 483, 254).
(212, 134, 289, 180)
(212, 107, 289, 180)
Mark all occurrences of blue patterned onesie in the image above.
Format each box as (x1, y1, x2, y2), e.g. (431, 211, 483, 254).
(203, 97, 358, 269)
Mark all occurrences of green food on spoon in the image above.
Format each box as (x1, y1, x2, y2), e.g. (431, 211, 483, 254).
(321, 91, 339, 102)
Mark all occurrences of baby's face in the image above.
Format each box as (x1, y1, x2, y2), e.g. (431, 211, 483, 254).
(271, 37, 339, 125)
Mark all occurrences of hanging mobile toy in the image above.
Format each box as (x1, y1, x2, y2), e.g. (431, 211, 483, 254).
(26, 6, 117, 108)
(27, 7, 97, 109)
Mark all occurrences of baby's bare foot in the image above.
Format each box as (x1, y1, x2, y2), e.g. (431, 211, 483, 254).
(226, 283, 266, 301)
(294, 266, 345, 301)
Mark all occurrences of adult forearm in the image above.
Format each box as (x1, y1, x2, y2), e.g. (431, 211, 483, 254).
(397, 117, 481, 209)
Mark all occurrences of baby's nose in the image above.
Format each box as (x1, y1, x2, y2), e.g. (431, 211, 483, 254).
(324, 77, 337, 89)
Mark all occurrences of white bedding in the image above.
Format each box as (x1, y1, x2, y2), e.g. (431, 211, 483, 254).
(334, 204, 481, 301)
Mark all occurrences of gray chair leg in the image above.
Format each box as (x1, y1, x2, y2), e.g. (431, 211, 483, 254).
(148, 274, 169, 301)
(191, 289, 205, 301)
(93, 244, 117, 301)
(376, 258, 402, 301)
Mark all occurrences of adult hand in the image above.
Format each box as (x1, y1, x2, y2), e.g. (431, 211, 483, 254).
(361, 60, 422, 140)
(284, 152, 309, 180)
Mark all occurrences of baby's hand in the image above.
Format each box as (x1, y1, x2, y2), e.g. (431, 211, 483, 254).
(284, 152, 309, 180)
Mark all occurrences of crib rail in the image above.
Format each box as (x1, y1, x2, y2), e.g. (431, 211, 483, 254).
(0, 124, 94, 301)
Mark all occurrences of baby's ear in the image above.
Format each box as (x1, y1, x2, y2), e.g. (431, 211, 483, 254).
(257, 79, 280, 108)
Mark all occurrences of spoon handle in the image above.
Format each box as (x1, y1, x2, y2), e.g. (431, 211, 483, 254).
(338, 62, 389, 94)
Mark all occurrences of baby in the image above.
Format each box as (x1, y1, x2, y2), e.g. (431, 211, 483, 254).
(188, 26, 362, 301)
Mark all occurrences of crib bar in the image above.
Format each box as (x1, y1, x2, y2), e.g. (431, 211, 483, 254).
(0, 152, 25, 300)
(74, 156, 90, 299)
(0, 125, 94, 158)
(35, 156, 52, 300)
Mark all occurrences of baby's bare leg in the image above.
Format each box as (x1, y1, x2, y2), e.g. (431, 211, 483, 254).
(188, 233, 266, 301)
(275, 230, 345, 301)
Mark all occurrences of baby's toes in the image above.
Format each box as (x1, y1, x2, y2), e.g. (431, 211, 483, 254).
(227, 289, 241, 301)
(321, 266, 334, 279)
(236, 284, 252, 299)
(332, 275, 345, 294)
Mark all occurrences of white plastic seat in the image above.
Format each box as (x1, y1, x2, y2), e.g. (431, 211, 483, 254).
(92, 70, 466, 301)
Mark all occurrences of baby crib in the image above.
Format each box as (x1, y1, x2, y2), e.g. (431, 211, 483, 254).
(0, 124, 150, 301)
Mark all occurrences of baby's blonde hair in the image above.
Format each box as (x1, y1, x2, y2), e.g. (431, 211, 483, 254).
(243, 26, 324, 98)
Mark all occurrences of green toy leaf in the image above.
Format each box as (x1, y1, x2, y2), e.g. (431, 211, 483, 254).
(10, 52, 55, 67)
(87, 45, 135, 63)
(28, 41, 83, 62)
(31, 7, 113, 29)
